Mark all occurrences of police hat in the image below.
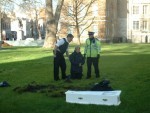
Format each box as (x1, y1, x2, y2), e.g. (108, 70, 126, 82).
(88, 31, 94, 35)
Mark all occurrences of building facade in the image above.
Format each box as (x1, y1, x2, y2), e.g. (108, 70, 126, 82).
(58, 0, 150, 43)
(127, 0, 150, 43)
(58, 0, 126, 43)
(0, 8, 46, 41)
(1, 0, 150, 43)
(0, 13, 11, 40)
(105, 0, 128, 43)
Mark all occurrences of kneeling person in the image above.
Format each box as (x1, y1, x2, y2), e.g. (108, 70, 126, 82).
(69, 46, 85, 79)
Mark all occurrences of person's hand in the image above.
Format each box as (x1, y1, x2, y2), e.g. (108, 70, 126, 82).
(79, 63, 82, 67)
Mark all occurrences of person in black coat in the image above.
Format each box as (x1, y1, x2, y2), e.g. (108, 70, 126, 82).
(69, 46, 85, 79)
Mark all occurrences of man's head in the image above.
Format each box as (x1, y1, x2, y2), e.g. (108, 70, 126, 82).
(88, 31, 94, 38)
(67, 34, 74, 43)
(75, 46, 80, 53)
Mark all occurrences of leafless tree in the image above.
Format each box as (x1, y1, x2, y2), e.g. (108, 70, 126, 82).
(62, 0, 97, 44)
(19, 0, 45, 40)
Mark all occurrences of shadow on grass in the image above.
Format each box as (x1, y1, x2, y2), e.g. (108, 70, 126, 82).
(0, 45, 150, 113)
(0, 51, 150, 99)
(0, 54, 92, 97)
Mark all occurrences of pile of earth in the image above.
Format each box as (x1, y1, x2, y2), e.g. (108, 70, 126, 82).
(13, 81, 90, 97)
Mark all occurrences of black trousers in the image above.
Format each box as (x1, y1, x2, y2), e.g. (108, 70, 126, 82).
(87, 57, 100, 78)
(54, 52, 66, 81)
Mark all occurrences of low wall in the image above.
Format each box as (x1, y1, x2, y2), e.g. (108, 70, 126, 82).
(5, 39, 44, 46)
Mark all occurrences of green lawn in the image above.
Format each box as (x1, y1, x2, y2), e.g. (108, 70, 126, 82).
(0, 44, 150, 113)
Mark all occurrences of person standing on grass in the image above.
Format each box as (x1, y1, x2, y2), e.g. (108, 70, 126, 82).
(84, 31, 101, 79)
(69, 46, 85, 79)
(53, 34, 74, 81)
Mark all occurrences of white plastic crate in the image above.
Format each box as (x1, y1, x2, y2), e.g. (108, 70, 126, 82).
(65, 90, 121, 106)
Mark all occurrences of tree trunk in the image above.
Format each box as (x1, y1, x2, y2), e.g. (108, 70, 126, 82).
(75, 15, 81, 45)
(43, 0, 64, 48)
(44, 21, 57, 48)
(35, 10, 42, 40)
(76, 25, 81, 45)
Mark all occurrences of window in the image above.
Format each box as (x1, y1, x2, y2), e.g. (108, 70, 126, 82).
(92, 4, 98, 16)
(68, 6, 72, 16)
(106, 27, 109, 36)
(79, 25, 86, 35)
(67, 26, 73, 34)
(143, 5, 148, 14)
(133, 21, 139, 30)
(133, 6, 139, 14)
(80, 4, 86, 17)
(143, 21, 147, 31)
(106, 10, 109, 17)
(92, 25, 98, 35)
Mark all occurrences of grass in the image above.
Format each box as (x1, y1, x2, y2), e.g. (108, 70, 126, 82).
(0, 43, 150, 113)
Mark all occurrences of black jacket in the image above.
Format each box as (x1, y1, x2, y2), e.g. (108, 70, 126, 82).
(69, 51, 85, 73)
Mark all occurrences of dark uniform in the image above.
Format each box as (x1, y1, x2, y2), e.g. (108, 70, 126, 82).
(69, 51, 85, 79)
(54, 38, 69, 81)
(84, 31, 101, 79)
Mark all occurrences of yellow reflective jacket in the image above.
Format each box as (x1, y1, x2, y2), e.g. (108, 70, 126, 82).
(84, 38, 101, 57)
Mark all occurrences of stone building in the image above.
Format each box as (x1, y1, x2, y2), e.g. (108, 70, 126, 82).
(0, 13, 11, 40)
(105, 0, 127, 43)
(9, 8, 46, 41)
(1, 0, 149, 43)
(57, 0, 127, 43)
(58, 0, 150, 43)
(103, 0, 150, 43)
(127, 0, 150, 43)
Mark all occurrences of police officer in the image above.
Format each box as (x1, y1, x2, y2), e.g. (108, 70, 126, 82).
(84, 31, 101, 79)
(53, 34, 74, 81)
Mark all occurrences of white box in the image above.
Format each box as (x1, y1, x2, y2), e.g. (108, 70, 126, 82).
(65, 90, 121, 106)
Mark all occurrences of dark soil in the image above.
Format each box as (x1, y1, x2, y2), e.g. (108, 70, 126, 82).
(13, 81, 90, 97)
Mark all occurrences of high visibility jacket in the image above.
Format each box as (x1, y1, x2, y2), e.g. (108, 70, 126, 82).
(84, 38, 101, 57)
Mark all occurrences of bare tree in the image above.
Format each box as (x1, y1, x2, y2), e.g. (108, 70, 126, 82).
(19, 0, 45, 40)
(43, 0, 64, 48)
(62, 0, 97, 44)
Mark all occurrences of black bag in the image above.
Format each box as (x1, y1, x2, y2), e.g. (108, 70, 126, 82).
(91, 79, 113, 91)
(0, 81, 10, 87)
